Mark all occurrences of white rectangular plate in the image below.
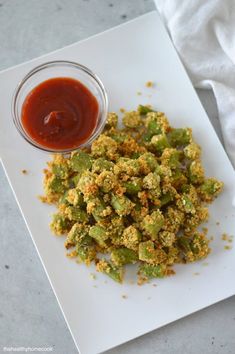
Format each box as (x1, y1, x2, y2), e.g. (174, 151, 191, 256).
(0, 11, 235, 354)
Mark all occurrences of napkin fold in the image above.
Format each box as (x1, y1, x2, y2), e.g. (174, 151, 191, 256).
(155, 0, 235, 167)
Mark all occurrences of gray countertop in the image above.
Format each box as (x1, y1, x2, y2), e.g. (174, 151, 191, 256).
(0, 1, 234, 353)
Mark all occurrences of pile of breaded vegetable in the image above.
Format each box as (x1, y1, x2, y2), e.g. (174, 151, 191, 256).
(41, 105, 223, 283)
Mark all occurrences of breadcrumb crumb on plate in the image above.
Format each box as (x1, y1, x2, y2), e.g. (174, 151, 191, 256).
(224, 245, 232, 250)
(145, 81, 154, 88)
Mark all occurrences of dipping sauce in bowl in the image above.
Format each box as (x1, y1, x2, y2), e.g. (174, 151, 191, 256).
(12, 61, 108, 153)
(21, 77, 99, 150)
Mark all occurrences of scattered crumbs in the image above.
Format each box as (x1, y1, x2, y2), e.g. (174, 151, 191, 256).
(93, 285, 97, 288)
(167, 269, 176, 276)
(137, 91, 142, 96)
(221, 233, 229, 241)
(145, 81, 154, 88)
(221, 233, 233, 242)
(221, 233, 233, 249)
(21, 169, 28, 174)
(4, 265, 9, 269)
(202, 227, 208, 234)
(120, 108, 126, 113)
(137, 277, 148, 286)
(202, 262, 209, 266)
(122, 294, 128, 299)
(129, 280, 135, 285)
(152, 283, 157, 287)
(89, 273, 96, 280)
(216, 221, 220, 226)
(66, 250, 77, 258)
(210, 236, 214, 241)
(193, 272, 200, 276)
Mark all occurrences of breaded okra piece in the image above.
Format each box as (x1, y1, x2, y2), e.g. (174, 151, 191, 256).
(183, 206, 209, 234)
(50, 213, 71, 235)
(122, 111, 142, 128)
(189, 160, 205, 184)
(122, 177, 142, 195)
(160, 148, 181, 169)
(158, 230, 176, 247)
(86, 196, 111, 221)
(64, 205, 89, 223)
(139, 240, 167, 264)
(169, 169, 188, 189)
(96, 170, 118, 193)
(91, 135, 119, 160)
(178, 232, 210, 262)
(160, 192, 173, 207)
(96, 259, 124, 283)
(66, 188, 85, 207)
(65, 222, 91, 249)
(77, 171, 98, 196)
(89, 225, 109, 248)
(44, 175, 66, 196)
(141, 210, 164, 240)
(69, 151, 93, 173)
(91, 158, 114, 174)
(167, 128, 192, 147)
(51, 154, 70, 179)
(143, 172, 161, 200)
(138, 104, 155, 115)
(76, 244, 96, 265)
(130, 201, 149, 222)
(151, 134, 170, 154)
(115, 157, 141, 177)
(163, 207, 185, 233)
(105, 112, 118, 129)
(177, 185, 199, 214)
(198, 178, 223, 202)
(184, 142, 201, 160)
(111, 248, 138, 266)
(108, 216, 125, 246)
(138, 152, 159, 175)
(145, 112, 170, 136)
(111, 194, 134, 216)
(138, 263, 167, 279)
(122, 225, 142, 250)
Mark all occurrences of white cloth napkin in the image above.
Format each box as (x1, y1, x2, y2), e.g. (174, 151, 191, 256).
(154, 0, 235, 168)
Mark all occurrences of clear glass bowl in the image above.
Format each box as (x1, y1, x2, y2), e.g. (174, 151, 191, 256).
(12, 60, 108, 153)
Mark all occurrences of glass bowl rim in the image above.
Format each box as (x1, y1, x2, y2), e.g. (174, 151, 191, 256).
(12, 60, 109, 153)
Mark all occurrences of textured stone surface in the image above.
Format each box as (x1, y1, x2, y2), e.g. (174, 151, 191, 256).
(0, 1, 234, 353)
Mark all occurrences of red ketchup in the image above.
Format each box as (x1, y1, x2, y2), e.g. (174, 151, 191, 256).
(21, 77, 99, 150)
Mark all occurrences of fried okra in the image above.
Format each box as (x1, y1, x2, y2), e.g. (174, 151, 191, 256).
(41, 105, 223, 283)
